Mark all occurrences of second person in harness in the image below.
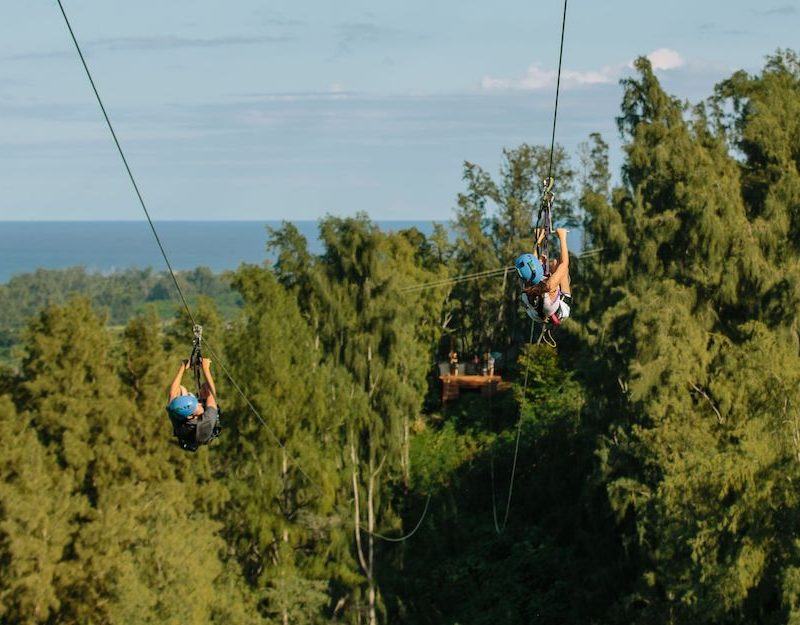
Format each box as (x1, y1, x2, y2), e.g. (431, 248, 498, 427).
(166, 356, 221, 451)
(515, 227, 572, 325)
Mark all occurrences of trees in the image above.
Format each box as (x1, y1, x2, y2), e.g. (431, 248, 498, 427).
(312, 216, 438, 625)
(0, 396, 76, 625)
(269, 214, 445, 624)
(3, 47, 800, 625)
(0, 267, 238, 364)
(0, 299, 253, 624)
(579, 53, 800, 623)
(222, 265, 351, 624)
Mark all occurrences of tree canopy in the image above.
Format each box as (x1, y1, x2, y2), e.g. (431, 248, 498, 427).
(2, 50, 800, 625)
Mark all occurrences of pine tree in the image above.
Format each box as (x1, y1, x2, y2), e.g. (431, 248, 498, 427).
(10, 298, 253, 624)
(579, 53, 800, 623)
(118, 306, 179, 467)
(269, 215, 443, 624)
(222, 264, 354, 624)
(0, 396, 77, 625)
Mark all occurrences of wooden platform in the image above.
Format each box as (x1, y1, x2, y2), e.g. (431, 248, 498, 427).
(439, 374, 510, 403)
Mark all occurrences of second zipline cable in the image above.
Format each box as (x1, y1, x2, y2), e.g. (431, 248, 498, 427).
(55, 0, 432, 541)
(56, 0, 326, 494)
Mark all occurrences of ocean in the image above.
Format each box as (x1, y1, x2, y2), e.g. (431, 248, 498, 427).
(0, 221, 442, 283)
(0, 221, 586, 283)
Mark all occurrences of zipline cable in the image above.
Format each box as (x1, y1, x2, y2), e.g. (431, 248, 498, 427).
(404, 247, 602, 294)
(56, 0, 322, 495)
(55, 0, 195, 327)
(412, 266, 511, 282)
(547, 0, 569, 181)
(403, 270, 509, 292)
(492, 0, 569, 533)
(56, 0, 431, 540)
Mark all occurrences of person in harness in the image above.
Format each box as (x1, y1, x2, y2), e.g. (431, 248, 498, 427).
(515, 227, 572, 325)
(166, 337, 221, 452)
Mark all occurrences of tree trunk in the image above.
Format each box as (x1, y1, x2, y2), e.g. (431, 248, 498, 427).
(282, 448, 289, 625)
(350, 437, 371, 625)
(367, 453, 377, 625)
(401, 414, 410, 489)
(400, 369, 410, 488)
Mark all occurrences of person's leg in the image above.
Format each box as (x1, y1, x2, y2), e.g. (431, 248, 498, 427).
(200, 358, 218, 408)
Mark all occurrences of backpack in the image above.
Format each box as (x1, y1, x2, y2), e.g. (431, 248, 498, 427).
(170, 408, 221, 453)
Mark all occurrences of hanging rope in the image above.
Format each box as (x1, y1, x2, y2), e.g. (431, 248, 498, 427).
(491, 317, 535, 533)
(536, 325, 558, 348)
(56, 0, 432, 542)
(360, 492, 433, 543)
(55, 0, 196, 326)
(536, 0, 569, 263)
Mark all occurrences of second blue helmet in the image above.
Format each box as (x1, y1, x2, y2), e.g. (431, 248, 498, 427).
(514, 253, 544, 284)
(167, 394, 199, 421)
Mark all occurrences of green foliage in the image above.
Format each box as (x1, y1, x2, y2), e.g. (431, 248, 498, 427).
(2, 48, 800, 625)
(263, 576, 330, 625)
(221, 264, 353, 622)
(0, 266, 240, 358)
(0, 396, 75, 625)
(578, 51, 800, 623)
(1, 299, 259, 624)
(390, 342, 623, 625)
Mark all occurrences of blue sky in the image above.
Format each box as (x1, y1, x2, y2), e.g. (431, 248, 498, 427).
(1, 0, 797, 220)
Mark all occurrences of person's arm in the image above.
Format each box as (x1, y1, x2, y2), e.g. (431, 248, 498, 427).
(546, 229, 570, 288)
(201, 358, 218, 408)
(168, 361, 188, 402)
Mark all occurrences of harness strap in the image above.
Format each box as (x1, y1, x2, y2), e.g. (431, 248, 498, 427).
(535, 177, 556, 269)
(189, 324, 203, 397)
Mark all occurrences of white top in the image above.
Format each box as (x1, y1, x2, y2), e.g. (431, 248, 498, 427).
(541, 290, 561, 317)
(521, 290, 570, 322)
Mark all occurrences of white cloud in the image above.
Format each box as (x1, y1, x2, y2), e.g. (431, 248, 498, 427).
(481, 63, 616, 91)
(481, 48, 686, 92)
(562, 68, 617, 85)
(646, 48, 684, 71)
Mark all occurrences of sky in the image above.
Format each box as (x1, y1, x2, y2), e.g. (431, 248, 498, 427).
(0, 0, 797, 221)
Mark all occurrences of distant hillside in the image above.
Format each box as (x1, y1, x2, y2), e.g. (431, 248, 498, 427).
(0, 266, 241, 364)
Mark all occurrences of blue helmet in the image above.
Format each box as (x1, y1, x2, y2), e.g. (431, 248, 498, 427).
(514, 253, 544, 285)
(167, 394, 198, 421)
